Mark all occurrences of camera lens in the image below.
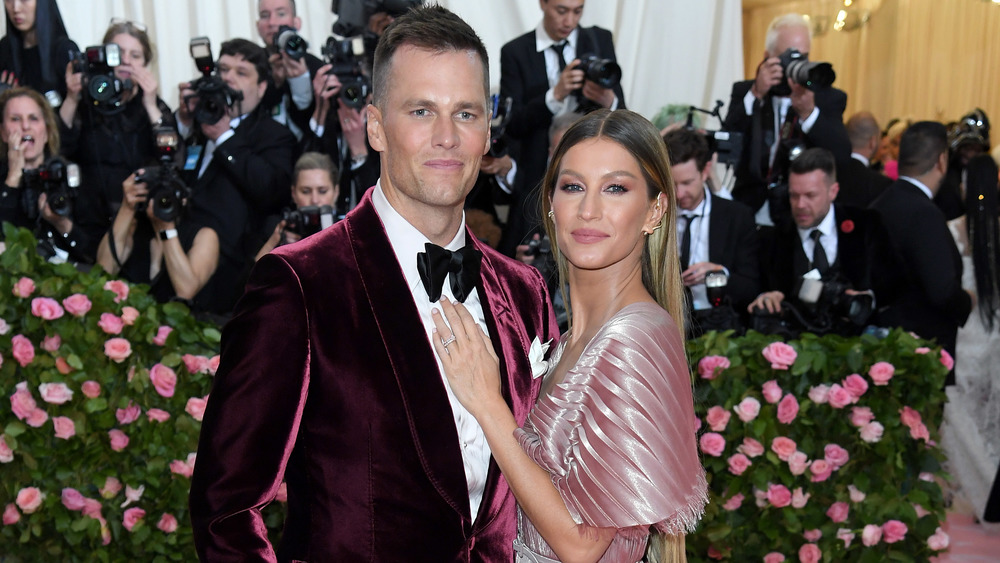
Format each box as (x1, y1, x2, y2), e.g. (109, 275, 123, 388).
(88, 75, 118, 102)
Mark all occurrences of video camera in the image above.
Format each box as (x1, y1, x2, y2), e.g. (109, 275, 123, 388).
(769, 48, 835, 97)
(273, 25, 309, 60)
(71, 44, 132, 115)
(134, 128, 189, 222)
(21, 157, 80, 220)
(320, 35, 372, 110)
(282, 205, 336, 238)
(685, 101, 744, 167)
(185, 37, 244, 124)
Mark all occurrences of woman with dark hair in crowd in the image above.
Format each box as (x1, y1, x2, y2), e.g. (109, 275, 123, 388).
(59, 19, 175, 262)
(0, 0, 78, 107)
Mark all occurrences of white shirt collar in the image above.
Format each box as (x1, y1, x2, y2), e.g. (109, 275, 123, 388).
(680, 185, 712, 218)
(797, 205, 837, 242)
(899, 176, 934, 199)
(851, 152, 870, 166)
(535, 24, 578, 53)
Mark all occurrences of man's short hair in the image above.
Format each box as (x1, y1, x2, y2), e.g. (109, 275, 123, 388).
(220, 38, 270, 84)
(846, 111, 880, 149)
(764, 13, 811, 54)
(294, 151, 339, 185)
(372, 5, 489, 109)
(789, 147, 837, 183)
(549, 112, 580, 145)
(898, 121, 948, 177)
(663, 128, 711, 170)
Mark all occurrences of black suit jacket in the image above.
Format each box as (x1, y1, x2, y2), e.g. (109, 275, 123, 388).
(871, 179, 972, 356)
(723, 80, 851, 213)
(836, 156, 892, 209)
(704, 195, 760, 311)
(498, 26, 625, 254)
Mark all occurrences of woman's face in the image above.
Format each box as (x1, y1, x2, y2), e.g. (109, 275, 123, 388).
(4, 95, 48, 166)
(4, 0, 36, 34)
(550, 137, 662, 273)
(110, 32, 148, 83)
(291, 169, 338, 208)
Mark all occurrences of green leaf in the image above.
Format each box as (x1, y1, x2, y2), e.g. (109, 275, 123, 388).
(5, 421, 28, 437)
(202, 328, 222, 343)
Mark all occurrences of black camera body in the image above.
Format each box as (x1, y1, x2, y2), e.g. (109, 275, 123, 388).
(331, 0, 422, 38)
(577, 54, 621, 89)
(274, 25, 309, 60)
(770, 48, 836, 97)
(21, 157, 80, 220)
(799, 278, 874, 328)
(321, 35, 372, 110)
(186, 37, 244, 124)
(134, 128, 189, 222)
(488, 95, 513, 158)
(71, 44, 132, 115)
(282, 205, 336, 238)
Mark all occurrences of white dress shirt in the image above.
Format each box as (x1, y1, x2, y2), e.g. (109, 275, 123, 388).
(371, 182, 491, 520)
(796, 206, 838, 271)
(900, 176, 934, 199)
(676, 187, 713, 310)
(535, 25, 618, 116)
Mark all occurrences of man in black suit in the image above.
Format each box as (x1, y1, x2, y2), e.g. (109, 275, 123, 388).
(723, 13, 850, 227)
(498, 0, 626, 255)
(871, 122, 972, 382)
(664, 129, 759, 331)
(177, 38, 296, 313)
(838, 111, 892, 208)
(751, 148, 895, 335)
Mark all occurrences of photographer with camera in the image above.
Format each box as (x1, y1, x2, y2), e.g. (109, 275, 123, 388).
(750, 148, 896, 337)
(723, 13, 850, 228)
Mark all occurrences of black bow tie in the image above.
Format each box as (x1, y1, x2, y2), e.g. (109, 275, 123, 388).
(416, 242, 482, 303)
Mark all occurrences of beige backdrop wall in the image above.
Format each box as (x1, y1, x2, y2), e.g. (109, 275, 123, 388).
(742, 0, 1000, 131)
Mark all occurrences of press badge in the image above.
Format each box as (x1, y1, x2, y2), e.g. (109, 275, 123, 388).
(184, 145, 203, 171)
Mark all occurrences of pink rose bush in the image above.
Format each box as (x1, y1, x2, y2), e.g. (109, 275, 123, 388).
(12, 334, 35, 367)
(882, 519, 908, 543)
(733, 397, 761, 422)
(827, 501, 849, 523)
(38, 382, 73, 405)
(15, 487, 43, 513)
(103, 337, 132, 363)
(868, 361, 895, 385)
(41, 334, 61, 352)
(699, 432, 726, 457)
(31, 297, 64, 320)
(766, 484, 792, 508)
(770, 437, 797, 461)
(12, 277, 35, 298)
(185, 396, 209, 421)
(761, 341, 797, 369)
(123, 507, 146, 531)
(698, 355, 730, 379)
(81, 380, 101, 398)
(727, 453, 751, 476)
(776, 394, 799, 424)
(97, 313, 124, 335)
(705, 406, 731, 431)
(103, 280, 129, 303)
(52, 416, 76, 439)
(153, 325, 173, 346)
(121, 306, 139, 325)
(108, 429, 130, 451)
(762, 379, 783, 403)
(150, 364, 178, 398)
(157, 513, 178, 533)
(62, 293, 92, 317)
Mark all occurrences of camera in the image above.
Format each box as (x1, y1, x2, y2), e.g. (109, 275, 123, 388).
(282, 205, 336, 238)
(577, 54, 621, 89)
(331, 0, 423, 38)
(274, 25, 309, 60)
(488, 95, 513, 158)
(71, 44, 132, 115)
(705, 270, 728, 308)
(185, 37, 244, 124)
(321, 35, 372, 110)
(770, 48, 835, 97)
(134, 128, 189, 222)
(21, 157, 80, 220)
(798, 278, 874, 328)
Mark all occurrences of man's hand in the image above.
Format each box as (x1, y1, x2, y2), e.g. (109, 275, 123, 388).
(751, 56, 783, 99)
(200, 114, 231, 143)
(5, 129, 26, 186)
(64, 61, 83, 102)
(682, 262, 723, 287)
(581, 80, 615, 109)
(789, 80, 816, 120)
(268, 52, 287, 88)
(553, 60, 585, 102)
(38, 192, 73, 234)
(514, 233, 541, 266)
(748, 291, 785, 314)
(129, 65, 160, 111)
(0, 70, 18, 88)
(480, 155, 512, 177)
(337, 100, 367, 157)
(177, 82, 196, 128)
(282, 52, 308, 79)
(121, 170, 149, 213)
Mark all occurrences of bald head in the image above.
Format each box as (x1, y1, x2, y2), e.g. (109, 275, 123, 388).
(847, 111, 881, 159)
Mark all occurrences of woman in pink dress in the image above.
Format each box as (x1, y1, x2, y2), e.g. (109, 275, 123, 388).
(433, 109, 707, 563)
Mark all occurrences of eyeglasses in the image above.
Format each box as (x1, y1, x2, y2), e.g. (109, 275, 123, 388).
(108, 18, 148, 33)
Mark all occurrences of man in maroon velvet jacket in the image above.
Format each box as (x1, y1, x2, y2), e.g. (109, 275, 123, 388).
(189, 7, 558, 562)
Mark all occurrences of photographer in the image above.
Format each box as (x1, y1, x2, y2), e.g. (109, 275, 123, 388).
(96, 170, 219, 309)
(750, 148, 896, 336)
(0, 0, 78, 108)
(723, 13, 850, 227)
(59, 19, 175, 263)
(255, 151, 338, 260)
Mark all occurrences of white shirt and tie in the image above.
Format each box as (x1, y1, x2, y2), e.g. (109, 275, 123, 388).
(676, 187, 713, 310)
(796, 206, 838, 274)
(535, 24, 619, 117)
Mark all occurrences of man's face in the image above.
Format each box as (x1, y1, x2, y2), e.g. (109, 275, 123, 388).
(671, 159, 708, 211)
(769, 25, 810, 58)
(540, 0, 584, 42)
(218, 54, 267, 116)
(789, 169, 838, 229)
(367, 46, 490, 221)
(257, 0, 299, 47)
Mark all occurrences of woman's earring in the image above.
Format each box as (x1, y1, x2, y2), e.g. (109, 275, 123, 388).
(548, 210, 555, 220)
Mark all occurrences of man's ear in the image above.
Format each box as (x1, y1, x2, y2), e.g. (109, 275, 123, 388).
(257, 79, 267, 100)
(367, 104, 385, 152)
(294, 16, 302, 31)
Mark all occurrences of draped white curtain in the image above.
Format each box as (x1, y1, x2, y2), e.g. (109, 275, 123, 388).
(43, 0, 743, 122)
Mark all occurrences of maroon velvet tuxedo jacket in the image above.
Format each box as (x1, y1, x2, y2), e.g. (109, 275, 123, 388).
(190, 191, 559, 562)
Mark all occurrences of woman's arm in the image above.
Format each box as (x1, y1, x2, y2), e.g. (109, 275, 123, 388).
(96, 174, 145, 274)
(431, 299, 616, 563)
(157, 225, 219, 300)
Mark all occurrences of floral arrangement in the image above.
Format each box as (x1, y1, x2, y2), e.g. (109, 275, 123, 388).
(686, 329, 952, 562)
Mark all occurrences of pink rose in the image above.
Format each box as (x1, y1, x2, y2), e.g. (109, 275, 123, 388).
(868, 361, 895, 386)
(41, 334, 61, 352)
(698, 355, 730, 379)
(157, 513, 178, 533)
(0, 317, 8, 335)
(25, 408, 48, 428)
(763, 553, 785, 563)
(913, 503, 930, 518)
(169, 457, 194, 478)
(767, 483, 792, 508)
(153, 325, 173, 346)
(827, 384, 853, 409)
(53, 416, 76, 439)
(208, 355, 220, 375)
(827, 501, 849, 523)
(116, 403, 141, 425)
(803, 529, 822, 542)
(733, 396, 761, 422)
(727, 453, 752, 475)
(103, 280, 130, 303)
(146, 408, 171, 422)
(882, 519, 908, 543)
(2, 503, 19, 525)
(842, 373, 868, 400)
(38, 382, 73, 404)
(928, 527, 950, 550)
(31, 297, 64, 320)
(183, 354, 210, 374)
(849, 485, 867, 503)
(860, 421, 884, 443)
(707, 546, 723, 560)
(61, 488, 86, 511)
(900, 406, 923, 428)
(120, 306, 140, 325)
(837, 528, 856, 548)
(762, 379, 783, 403)
(15, 487, 43, 513)
(738, 437, 765, 458)
(722, 493, 744, 511)
(55, 356, 72, 374)
(798, 543, 821, 563)
(788, 451, 810, 475)
(915, 346, 931, 355)
(104, 337, 132, 363)
(123, 507, 146, 532)
(754, 488, 768, 508)
(186, 396, 209, 421)
(123, 484, 144, 507)
(850, 406, 875, 427)
(98, 313, 124, 335)
(810, 459, 833, 482)
(109, 429, 130, 452)
(762, 341, 797, 369)
(10, 381, 37, 420)
(100, 477, 122, 499)
(771, 436, 797, 461)
(862, 524, 882, 546)
(0, 435, 12, 462)
(62, 293, 92, 317)
(776, 394, 799, 424)
(808, 384, 830, 404)
(940, 349, 954, 371)
(82, 498, 103, 519)
(149, 364, 178, 398)
(82, 381, 101, 398)
(824, 444, 849, 470)
(705, 406, 731, 431)
(699, 432, 726, 457)
(12, 334, 35, 367)
(792, 487, 810, 508)
(909, 421, 930, 441)
(12, 276, 35, 298)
